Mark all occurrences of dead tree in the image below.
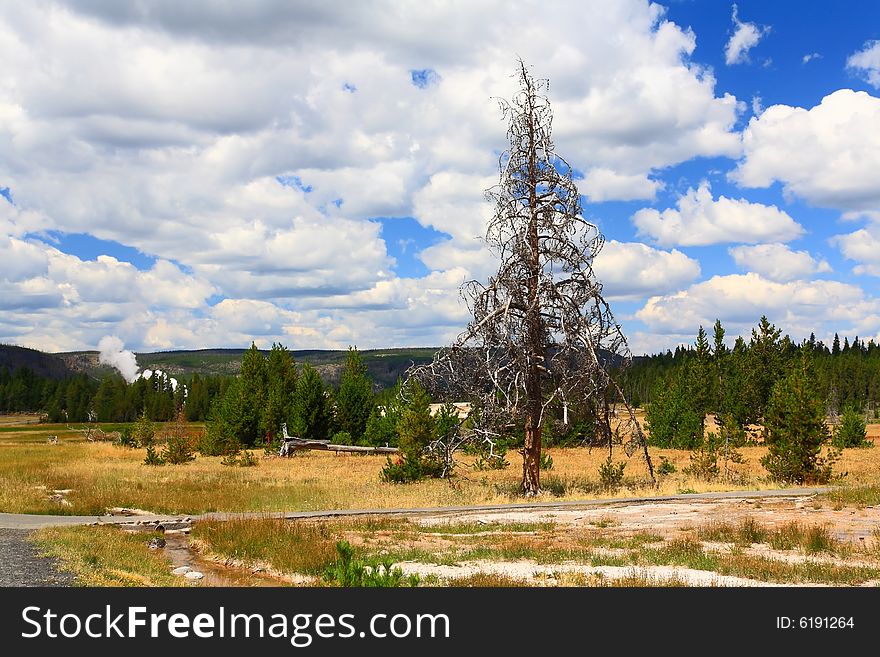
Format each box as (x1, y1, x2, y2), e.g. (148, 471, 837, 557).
(409, 61, 654, 495)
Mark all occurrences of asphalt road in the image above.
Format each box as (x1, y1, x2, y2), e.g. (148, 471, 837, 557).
(0, 529, 74, 587)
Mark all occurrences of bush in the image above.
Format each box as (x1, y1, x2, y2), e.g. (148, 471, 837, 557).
(598, 456, 625, 492)
(379, 381, 444, 483)
(323, 541, 419, 587)
(684, 433, 719, 481)
(133, 411, 155, 447)
(380, 454, 444, 483)
(221, 449, 258, 467)
(116, 426, 138, 449)
(143, 445, 164, 466)
(331, 431, 353, 446)
(539, 451, 554, 471)
(656, 455, 677, 476)
(832, 406, 870, 448)
(162, 434, 195, 465)
(471, 442, 510, 471)
(161, 412, 196, 465)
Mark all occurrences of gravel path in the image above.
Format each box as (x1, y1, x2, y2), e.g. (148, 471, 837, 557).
(0, 529, 73, 586)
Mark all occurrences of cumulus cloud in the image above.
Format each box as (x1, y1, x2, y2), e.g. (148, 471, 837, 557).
(592, 241, 700, 300)
(728, 243, 831, 282)
(0, 1, 749, 350)
(632, 182, 803, 247)
(733, 90, 880, 212)
(580, 169, 663, 202)
(847, 40, 880, 89)
(636, 273, 876, 339)
(830, 225, 880, 276)
(724, 4, 770, 65)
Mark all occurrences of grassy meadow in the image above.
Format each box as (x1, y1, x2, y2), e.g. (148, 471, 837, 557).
(2, 415, 879, 516)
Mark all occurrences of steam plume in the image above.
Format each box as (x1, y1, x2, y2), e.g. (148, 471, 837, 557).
(97, 335, 139, 383)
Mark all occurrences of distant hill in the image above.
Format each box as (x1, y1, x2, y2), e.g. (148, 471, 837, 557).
(52, 347, 440, 389)
(0, 344, 76, 379)
(5, 343, 638, 390)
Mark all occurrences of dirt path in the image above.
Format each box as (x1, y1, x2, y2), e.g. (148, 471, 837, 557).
(0, 529, 74, 586)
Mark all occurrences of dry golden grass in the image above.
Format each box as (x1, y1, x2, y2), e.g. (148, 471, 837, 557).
(32, 525, 181, 586)
(1, 418, 879, 515)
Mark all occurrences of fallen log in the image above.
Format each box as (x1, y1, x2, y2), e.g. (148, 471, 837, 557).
(279, 438, 398, 456)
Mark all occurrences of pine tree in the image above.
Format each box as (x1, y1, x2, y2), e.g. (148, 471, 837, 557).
(761, 347, 836, 484)
(133, 410, 155, 447)
(644, 367, 702, 449)
(238, 343, 267, 444)
(292, 363, 329, 441)
(263, 343, 297, 449)
(690, 325, 714, 436)
(749, 316, 784, 417)
(335, 346, 375, 443)
(380, 381, 442, 482)
(833, 405, 868, 448)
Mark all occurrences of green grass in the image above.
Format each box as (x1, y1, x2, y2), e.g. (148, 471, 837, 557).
(699, 519, 841, 555)
(822, 484, 880, 508)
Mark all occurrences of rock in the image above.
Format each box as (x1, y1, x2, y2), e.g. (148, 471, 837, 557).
(184, 571, 204, 580)
(147, 537, 166, 549)
(172, 566, 191, 575)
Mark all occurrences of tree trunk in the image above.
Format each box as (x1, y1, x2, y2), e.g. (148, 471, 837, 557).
(521, 63, 543, 496)
(523, 416, 541, 495)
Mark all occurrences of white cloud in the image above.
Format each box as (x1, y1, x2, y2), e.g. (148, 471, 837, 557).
(636, 273, 876, 339)
(831, 225, 880, 276)
(724, 4, 770, 65)
(802, 52, 821, 65)
(728, 243, 831, 282)
(592, 241, 700, 300)
(0, 1, 749, 350)
(632, 182, 803, 247)
(733, 90, 880, 212)
(580, 168, 662, 202)
(847, 40, 880, 89)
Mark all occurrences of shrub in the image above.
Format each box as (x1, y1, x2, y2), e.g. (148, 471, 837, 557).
(598, 456, 625, 492)
(379, 382, 444, 483)
(199, 423, 240, 457)
(832, 406, 870, 448)
(162, 434, 195, 465)
(684, 433, 719, 481)
(116, 426, 138, 449)
(539, 451, 554, 471)
(472, 442, 510, 471)
(380, 454, 444, 483)
(323, 541, 419, 587)
(656, 455, 676, 476)
(143, 445, 164, 466)
(161, 412, 196, 465)
(221, 449, 259, 467)
(331, 431, 353, 446)
(133, 411, 155, 447)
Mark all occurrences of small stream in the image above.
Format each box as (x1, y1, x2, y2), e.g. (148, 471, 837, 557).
(162, 532, 288, 587)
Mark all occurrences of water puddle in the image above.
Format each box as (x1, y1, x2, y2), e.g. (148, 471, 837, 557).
(162, 532, 289, 587)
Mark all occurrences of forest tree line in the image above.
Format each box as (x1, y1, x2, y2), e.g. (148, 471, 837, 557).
(623, 316, 875, 452)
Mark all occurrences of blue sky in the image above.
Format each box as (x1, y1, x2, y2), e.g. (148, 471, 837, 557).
(1, 1, 879, 355)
